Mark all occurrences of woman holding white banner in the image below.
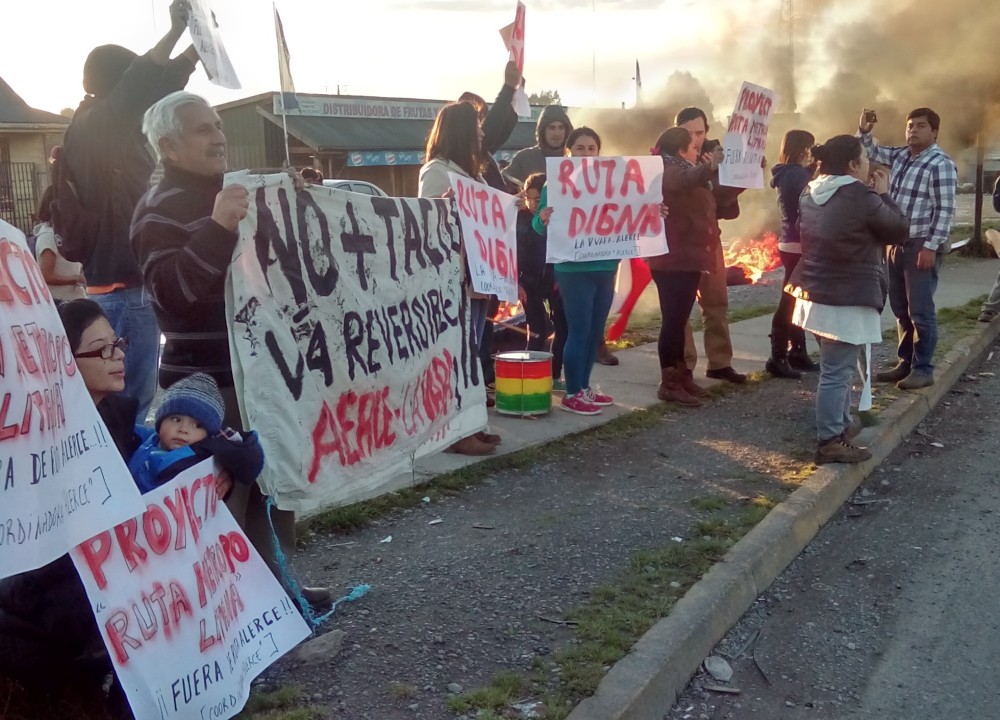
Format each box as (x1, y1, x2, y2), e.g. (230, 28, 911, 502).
(0, 300, 144, 717)
(533, 127, 617, 416)
(419, 102, 502, 456)
(646, 127, 725, 407)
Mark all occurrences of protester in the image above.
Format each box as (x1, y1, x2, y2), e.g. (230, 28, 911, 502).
(767, 129, 817, 379)
(977, 176, 1000, 322)
(459, 60, 521, 193)
(785, 136, 909, 464)
(419, 101, 502, 455)
(0, 299, 221, 719)
(860, 108, 957, 390)
(517, 172, 567, 386)
(32, 186, 87, 302)
(646, 127, 724, 407)
(300, 167, 323, 183)
(534, 127, 617, 415)
(53, 0, 200, 424)
(132, 91, 331, 605)
(675, 107, 747, 384)
(503, 103, 572, 186)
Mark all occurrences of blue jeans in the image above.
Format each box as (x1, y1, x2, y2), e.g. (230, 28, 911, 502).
(93, 287, 160, 424)
(816, 337, 860, 443)
(554, 269, 616, 396)
(887, 244, 941, 375)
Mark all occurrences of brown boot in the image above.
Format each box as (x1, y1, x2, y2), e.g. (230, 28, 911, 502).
(444, 435, 497, 456)
(677, 362, 709, 398)
(596, 341, 620, 366)
(657, 366, 701, 407)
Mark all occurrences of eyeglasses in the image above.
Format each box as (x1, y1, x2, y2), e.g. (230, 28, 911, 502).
(74, 337, 128, 360)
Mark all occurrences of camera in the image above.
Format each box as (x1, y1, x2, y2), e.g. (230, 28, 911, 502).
(702, 139, 721, 154)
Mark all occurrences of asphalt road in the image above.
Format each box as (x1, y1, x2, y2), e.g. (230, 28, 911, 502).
(669, 339, 1000, 720)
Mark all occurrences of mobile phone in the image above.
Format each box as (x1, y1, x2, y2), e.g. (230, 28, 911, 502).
(864, 109, 878, 124)
(702, 139, 720, 154)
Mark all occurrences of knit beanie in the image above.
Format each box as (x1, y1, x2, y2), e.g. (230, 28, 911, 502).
(155, 373, 225, 436)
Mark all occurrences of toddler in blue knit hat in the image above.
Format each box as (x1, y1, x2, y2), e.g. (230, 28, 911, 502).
(128, 373, 264, 495)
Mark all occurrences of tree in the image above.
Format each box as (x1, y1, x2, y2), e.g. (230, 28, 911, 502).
(528, 90, 561, 106)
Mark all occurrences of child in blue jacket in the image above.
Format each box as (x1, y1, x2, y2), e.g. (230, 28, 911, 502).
(128, 373, 264, 495)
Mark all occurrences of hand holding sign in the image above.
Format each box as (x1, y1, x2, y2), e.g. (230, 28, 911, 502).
(499, 2, 531, 118)
(719, 81, 776, 189)
(169, 0, 191, 32)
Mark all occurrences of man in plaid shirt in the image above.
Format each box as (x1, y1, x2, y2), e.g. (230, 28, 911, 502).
(859, 107, 957, 391)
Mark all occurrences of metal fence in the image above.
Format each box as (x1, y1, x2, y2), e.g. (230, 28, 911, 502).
(0, 161, 38, 234)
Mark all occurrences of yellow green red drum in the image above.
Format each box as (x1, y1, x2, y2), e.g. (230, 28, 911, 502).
(493, 351, 553, 416)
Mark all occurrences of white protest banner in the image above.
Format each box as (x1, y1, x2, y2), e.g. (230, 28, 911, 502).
(544, 156, 666, 263)
(226, 174, 487, 513)
(71, 459, 310, 720)
(448, 173, 519, 304)
(0, 219, 144, 580)
(719, 81, 776, 189)
(188, 0, 241, 89)
(499, 2, 532, 117)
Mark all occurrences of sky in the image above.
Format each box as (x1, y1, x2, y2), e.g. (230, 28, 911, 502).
(5, 0, 783, 116)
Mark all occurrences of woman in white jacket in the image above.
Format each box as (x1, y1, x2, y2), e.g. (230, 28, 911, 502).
(418, 101, 500, 456)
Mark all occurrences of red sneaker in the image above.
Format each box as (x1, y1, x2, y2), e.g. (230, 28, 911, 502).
(560, 391, 602, 416)
(584, 387, 613, 406)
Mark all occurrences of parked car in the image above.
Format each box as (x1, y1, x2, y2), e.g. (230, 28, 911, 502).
(321, 179, 388, 197)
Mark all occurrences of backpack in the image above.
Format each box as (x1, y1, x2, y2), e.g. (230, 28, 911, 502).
(48, 145, 101, 264)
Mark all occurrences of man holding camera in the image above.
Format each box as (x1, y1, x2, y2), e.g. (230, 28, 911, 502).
(859, 108, 957, 391)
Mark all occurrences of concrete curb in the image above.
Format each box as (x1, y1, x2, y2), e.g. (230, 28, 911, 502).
(567, 318, 1000, 720)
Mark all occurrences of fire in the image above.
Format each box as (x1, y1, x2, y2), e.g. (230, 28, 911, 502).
(723, 233, 781, 284)
(493, 301, 524, 323)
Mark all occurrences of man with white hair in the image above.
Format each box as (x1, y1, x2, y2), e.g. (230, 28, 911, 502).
(131, 91, 331, 606)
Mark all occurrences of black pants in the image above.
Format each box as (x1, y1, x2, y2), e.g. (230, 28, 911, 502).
(771, 250, 807, 354)
(523, 276, 567, 380)
(652, 269, 702, 368)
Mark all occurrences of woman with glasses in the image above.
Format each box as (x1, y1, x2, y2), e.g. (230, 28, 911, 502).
(0, 299, 142, 717)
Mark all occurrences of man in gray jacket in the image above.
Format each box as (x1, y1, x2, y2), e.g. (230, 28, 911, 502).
(502, 104, 572, 186)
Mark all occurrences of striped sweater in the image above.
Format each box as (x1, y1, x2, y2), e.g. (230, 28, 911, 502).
(130, 163, 238, 389)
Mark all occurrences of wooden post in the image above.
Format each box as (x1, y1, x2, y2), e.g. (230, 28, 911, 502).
(974, 131, 986, 254)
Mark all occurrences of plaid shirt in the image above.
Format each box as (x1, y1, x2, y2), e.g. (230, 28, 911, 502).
(859, 132, 957, 251)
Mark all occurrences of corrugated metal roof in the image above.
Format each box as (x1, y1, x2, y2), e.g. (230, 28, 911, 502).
(256, 106, 536, 153)
(0, 76, 69, 126)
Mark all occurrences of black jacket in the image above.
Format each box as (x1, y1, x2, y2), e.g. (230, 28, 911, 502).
(131, 163, 238, 389)
(59, 52, 196, 288)
(771, 163, 812, 247)
(787, 180, 909, 312)
(481, 84, 518, 192)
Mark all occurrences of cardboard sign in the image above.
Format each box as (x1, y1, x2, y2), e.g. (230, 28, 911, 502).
(0, 219, 144, 580)
(71, 459, 310, 720)
(500, 2, 531, 117)
(188, 0, 241, 90)
(225, 174, 487, 513)
(719, 81, 776, 189)
(544, 156, 667, 263)
(448, 173, 519, 304)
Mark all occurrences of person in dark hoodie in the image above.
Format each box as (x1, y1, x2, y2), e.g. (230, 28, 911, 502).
(766, 129, 818, 378)
(517, 172, 567, 384)
(55, 0, 200, 425)
(503, 103, 572, 187)
(785, 135, 909, 465)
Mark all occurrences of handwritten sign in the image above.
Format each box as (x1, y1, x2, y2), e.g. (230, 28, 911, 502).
(188, 0, 241, 90)
(225, 174, 487, 513)
(0, 219, 144, 580)
(719, 81, 776, 189)
(544, 156, 666, 263)
(448, 173, 519, 303)
(499, 2, 531, 117)
(71, 459, 309, 720)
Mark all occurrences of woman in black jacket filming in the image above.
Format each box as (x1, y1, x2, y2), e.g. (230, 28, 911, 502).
(785, 135, 909, 465)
